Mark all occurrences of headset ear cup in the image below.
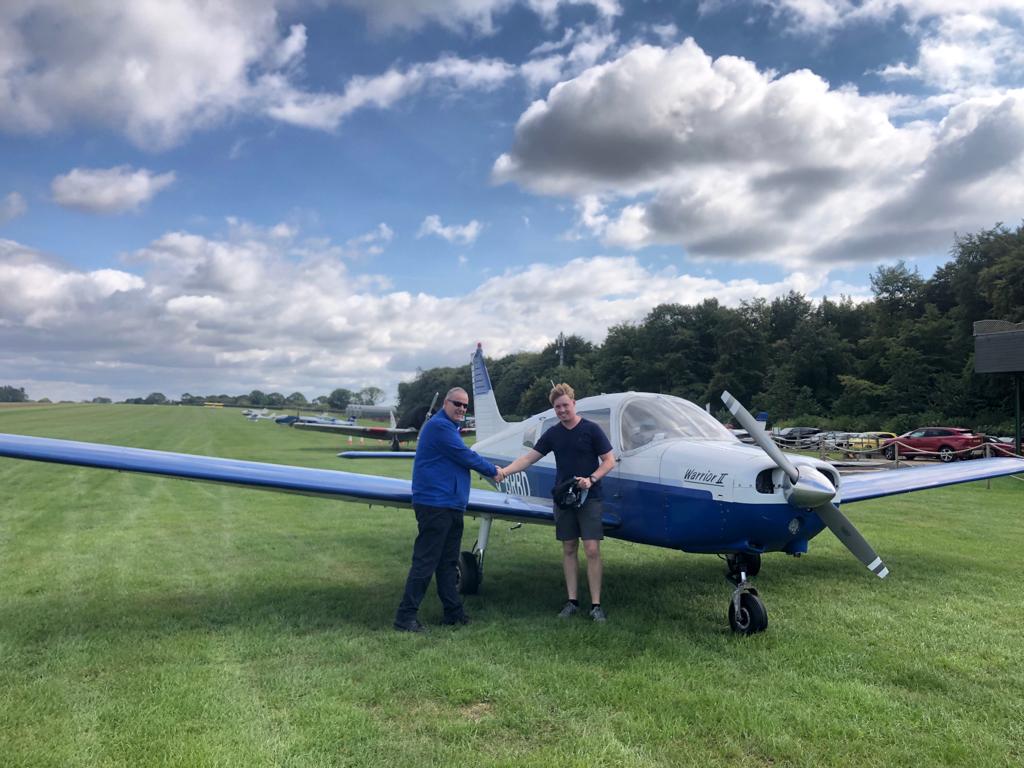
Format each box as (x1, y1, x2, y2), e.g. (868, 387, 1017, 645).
(552, 479, 587, 509)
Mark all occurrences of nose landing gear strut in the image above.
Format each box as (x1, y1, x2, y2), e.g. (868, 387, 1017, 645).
(724, 553, 767, 635)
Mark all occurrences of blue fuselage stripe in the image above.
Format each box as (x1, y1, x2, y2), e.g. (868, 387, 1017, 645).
(480, 455, 826, 553)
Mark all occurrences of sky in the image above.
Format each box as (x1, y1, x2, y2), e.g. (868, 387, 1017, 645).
(2, 1, 1023, 404)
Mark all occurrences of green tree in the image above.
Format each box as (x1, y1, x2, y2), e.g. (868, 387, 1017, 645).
(357, 386, 385, 405)
(328, 388, 355, 411)
(0, 385, 28, 402)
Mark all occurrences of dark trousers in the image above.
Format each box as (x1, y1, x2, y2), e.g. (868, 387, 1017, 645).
(395, 505, 466, 623)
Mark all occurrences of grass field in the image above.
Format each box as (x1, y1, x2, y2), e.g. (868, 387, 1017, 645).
(1, 404, 1022, 767)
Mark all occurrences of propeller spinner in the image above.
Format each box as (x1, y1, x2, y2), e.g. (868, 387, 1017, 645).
(722, 391, 889, 579)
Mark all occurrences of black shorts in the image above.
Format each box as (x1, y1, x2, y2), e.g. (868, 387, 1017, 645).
(554, 497, 604, 541)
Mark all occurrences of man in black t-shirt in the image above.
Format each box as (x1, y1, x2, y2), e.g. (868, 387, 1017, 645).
(499, 383, 616, 622)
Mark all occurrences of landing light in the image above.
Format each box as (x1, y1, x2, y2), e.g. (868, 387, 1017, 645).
(788, 517, 801, 535)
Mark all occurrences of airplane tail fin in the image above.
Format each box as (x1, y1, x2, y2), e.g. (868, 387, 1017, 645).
(471, 343, 507, 440)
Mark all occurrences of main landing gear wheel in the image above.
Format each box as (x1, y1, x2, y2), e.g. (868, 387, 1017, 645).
(728, 591, 768, 635)
(457, 551, 480, 595)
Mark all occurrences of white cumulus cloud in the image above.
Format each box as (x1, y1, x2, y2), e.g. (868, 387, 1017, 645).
(1, 192, 27, 223)
(0, 1, 619, 148)
(0, 224, 836, 402)
(51, 166, 176, 214)
(494, 39, 1024, 268)
(418, 215, 484, 244)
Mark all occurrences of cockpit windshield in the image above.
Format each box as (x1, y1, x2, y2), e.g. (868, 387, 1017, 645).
(620, 396, 736, 452)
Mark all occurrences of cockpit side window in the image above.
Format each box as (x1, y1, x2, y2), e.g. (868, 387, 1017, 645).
(619, 397, 735, 452)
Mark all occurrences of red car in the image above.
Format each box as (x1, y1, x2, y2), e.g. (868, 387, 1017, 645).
(981, 436, 1021, 458)
(882, 427, 984, 462)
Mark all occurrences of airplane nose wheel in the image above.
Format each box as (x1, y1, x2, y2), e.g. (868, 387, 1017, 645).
(728, 589, 768, 635)
(724, 553, 768, 634)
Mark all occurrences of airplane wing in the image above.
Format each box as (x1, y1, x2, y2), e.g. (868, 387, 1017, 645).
(0, 433, 554, 525)
(292, 422, 418, 442)
(840, 456, 1024, 503)
(338, 451, 415, 459)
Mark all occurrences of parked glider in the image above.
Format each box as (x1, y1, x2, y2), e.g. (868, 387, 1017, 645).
(1, 345, 1022, 634)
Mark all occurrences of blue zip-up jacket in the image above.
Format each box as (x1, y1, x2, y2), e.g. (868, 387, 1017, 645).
(412, 409, 497, 511)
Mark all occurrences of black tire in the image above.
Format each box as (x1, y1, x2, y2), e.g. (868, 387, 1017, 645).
(728, 592, 768, 635)
(938, 446, 956, 463)
(884, 446, 896, 460)
(457, 551, 480, 595)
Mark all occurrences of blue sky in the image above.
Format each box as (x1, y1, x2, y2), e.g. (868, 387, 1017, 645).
(2, 1, 1023, 402)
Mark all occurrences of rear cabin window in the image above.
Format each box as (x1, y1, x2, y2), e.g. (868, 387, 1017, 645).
(527, 409, 612, 450)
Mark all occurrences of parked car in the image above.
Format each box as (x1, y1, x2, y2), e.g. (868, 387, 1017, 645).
(774, 427, 821, 448)
(816, 431, 855, 449)
(981, 435, 1020, 458)
(882, 427, 984, 462)
(846, 431, 896, 454)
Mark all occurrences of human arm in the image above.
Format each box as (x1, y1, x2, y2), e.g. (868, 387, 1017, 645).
(435, 419, 499, 478)
(578, 450, 615, 490)
(499, 449, 544, 480)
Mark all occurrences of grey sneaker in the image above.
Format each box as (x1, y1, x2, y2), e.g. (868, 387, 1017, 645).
(557, 601, 578, 619)
(589, 605, 607, 623)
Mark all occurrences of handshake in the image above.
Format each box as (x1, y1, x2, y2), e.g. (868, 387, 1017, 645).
(493, 466, 509, 484)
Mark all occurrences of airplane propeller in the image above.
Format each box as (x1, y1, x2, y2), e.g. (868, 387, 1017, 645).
(721, 391, 889, 579)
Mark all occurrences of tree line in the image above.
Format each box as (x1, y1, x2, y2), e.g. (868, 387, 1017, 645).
(397, 223, 1024, 434)
(1, 385, 386, 412)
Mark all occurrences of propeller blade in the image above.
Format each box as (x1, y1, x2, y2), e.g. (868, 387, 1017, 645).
(815, 501, 889, 578)
(721, 391, 886, 579)
(721, 391, 799, 484)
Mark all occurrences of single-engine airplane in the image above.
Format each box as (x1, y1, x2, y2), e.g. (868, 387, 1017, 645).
(293, 394, 474, 451)
(1, 345, 1022, 634)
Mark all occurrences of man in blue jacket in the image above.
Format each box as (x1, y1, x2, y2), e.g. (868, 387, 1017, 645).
(394, 387, 500, 632)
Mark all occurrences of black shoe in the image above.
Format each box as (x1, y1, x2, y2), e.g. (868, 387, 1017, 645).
(442, 614, 470, 626)
(393, 618, 427, 633)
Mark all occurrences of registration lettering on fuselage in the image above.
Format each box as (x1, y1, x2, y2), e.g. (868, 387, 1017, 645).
(500, 472, 532, 497)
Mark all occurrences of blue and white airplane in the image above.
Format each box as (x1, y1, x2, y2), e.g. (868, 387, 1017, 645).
(1, 345, 1022, 634)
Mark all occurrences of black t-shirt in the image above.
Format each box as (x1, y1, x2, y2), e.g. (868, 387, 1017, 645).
(533, 417, 613, 499)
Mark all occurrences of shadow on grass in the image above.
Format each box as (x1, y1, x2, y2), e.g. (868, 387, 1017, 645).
(2, 540, 979, 647)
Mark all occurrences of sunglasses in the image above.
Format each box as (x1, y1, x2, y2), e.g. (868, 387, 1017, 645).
(447, 400, 469, 409)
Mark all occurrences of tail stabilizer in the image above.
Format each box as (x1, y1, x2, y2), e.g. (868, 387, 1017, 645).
(471, 343, 508, 440)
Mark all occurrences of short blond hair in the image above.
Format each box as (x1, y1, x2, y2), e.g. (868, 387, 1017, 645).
(549, 383, 575, 405)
